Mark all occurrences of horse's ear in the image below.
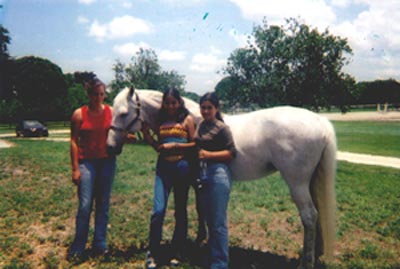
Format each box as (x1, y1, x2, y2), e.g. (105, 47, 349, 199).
(129, 86, 135, 97)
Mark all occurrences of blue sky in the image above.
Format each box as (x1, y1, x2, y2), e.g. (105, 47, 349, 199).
(1, 0, 399, 95)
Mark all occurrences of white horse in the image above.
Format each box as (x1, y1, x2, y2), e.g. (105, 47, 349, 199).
(107, 87, 336, 269)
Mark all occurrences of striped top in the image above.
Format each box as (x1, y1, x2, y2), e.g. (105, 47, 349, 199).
(159, 121, 189, 162)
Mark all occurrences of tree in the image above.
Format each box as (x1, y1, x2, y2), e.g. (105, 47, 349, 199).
(73, 71, 97, 86)
(110, 48, 186, 95)
(125, 48, 161, 89)
(157, 70, 186, 93)
(62, 73, 88, 119)
(0, 25, 12, 100)
(223, 18, 355, 112)
(0, 25, 10, 61)
(10, 56, 68, 121)
(215, 76, 241, 107)
(356, 79, 400, 105)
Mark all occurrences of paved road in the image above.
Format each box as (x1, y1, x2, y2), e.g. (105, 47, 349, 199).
(0, 138, 13, 148)
(0, 130, 70, 148)
(337, 151, 400, 169)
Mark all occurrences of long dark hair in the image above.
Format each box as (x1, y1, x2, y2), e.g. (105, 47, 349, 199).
(199, 92, 224, 122)
(158, 88, 190, 124)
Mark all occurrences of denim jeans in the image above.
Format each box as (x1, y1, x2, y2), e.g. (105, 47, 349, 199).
(70, 157, 116, 254)
(149, 157, 191, 258)
(201, 163, 232, 269)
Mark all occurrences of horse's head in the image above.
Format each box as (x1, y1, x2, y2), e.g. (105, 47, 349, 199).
(107, 86, 142, 155)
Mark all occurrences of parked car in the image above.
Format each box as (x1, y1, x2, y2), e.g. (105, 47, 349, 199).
(16, 120, 49, 137)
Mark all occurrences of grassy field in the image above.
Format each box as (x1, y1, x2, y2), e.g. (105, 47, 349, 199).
(332, 121, 400, 158)
(0, 137, 399, 269)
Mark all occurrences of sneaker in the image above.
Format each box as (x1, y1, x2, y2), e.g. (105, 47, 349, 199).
(67, 250, 86, 264)
(93, 248, 109, 256)
(146, 251, 157, 269)
(170, 257, 180, 267)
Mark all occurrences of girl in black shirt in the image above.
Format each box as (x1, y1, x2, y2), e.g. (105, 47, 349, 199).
(194, 92, 236, 269)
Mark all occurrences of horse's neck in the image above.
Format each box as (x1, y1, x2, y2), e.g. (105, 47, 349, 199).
(182, 97, 202, 124)
(137, 91, 161, 131)
(137, 89, 202, 129)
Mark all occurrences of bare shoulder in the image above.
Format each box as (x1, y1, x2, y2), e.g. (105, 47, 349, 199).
(184, 114, 194, 124)
(71, 108, 82, 123)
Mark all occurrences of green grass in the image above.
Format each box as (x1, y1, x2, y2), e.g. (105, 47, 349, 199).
(0, 139, 399, 268)
(332, 121, 400, 157)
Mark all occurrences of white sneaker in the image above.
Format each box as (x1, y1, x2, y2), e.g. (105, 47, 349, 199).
(145, 251, 157, 269)
(170, 257, 180, 266)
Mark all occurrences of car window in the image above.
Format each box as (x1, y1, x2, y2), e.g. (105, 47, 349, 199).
(24, 121, 43, 128)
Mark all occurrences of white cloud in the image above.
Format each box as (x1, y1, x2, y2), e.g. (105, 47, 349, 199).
(113, 42, 151, 58)
(78, 0, 96, 5)
(61, 56, 114, 83)
(331, 0, 352, 8)
(209, 46, 222, 55)
(190, 52, 225, 73)
(88, 15, 152, 41)
(229, 0, 336, 30)
(229, 28, 249, 48)
(121, 1, 133, 8)
(159, 50, 186, 61)
(331, 1, 400, 81)
(160, 0, 203, 6)
(186, 72, 224, 94)
(89, 20, 107, 41)
(77, 15, 89, 24)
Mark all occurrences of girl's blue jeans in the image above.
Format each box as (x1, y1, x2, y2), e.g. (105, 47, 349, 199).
(149, 157, 191, 258)
(200, 162, 232, 269)
(70, 157, 116, 254)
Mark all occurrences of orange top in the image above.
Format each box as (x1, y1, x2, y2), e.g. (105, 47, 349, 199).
(78, 105, 112, 160)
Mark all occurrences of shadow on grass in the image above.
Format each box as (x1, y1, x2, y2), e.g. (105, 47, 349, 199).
(229, 246, 299, 269)
(79, 241, 301, 269)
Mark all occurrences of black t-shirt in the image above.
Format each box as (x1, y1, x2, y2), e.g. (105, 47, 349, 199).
(194, 119, 236, 159)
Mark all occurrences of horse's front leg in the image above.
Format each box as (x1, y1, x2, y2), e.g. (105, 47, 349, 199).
(290, 188, 318, 269)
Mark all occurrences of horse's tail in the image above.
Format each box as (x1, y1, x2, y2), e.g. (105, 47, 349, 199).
(311, 120, 337, 259)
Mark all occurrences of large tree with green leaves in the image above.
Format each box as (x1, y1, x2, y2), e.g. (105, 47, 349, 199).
(222, 18, 356, 112)
(0, 25, 10, 61)
(0, 25, 12, 100)
(355, 79, 400, 105)
(9, 56, 67, 121)
(110, 48, 186, 95)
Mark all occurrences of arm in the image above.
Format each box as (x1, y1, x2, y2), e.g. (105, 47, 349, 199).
(141, 121, 159, 151)
(198, 123, 236, 162)
(175, 114, 196, 150)
(161, 115, 197, 151)
(70, 108, 82, 185)
(198, 149, 234, 162)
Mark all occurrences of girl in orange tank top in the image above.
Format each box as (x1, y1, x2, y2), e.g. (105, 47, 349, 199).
(68, 78, 116, 259)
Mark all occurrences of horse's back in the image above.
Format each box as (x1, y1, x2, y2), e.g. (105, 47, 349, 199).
(225, 106, 335, 181)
